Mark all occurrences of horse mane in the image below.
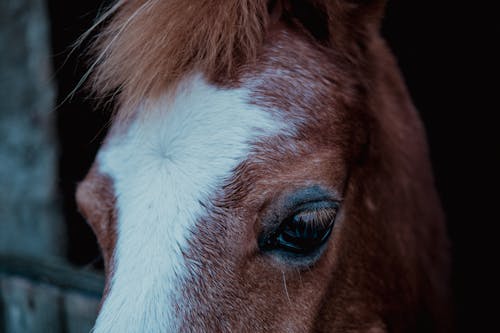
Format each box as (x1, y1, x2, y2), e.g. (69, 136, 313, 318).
(89, 0, 385, 118)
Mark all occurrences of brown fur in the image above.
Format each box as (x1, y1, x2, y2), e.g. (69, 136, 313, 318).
(76, 164, 117, 304)
(91, 0, 268, 117)
(79, 0, 451, 331)
(90, 0, 386, 119)
(175, 26, 451, 332)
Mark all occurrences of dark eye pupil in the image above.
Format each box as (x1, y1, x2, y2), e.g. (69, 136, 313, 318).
(273, 208, 336, 255)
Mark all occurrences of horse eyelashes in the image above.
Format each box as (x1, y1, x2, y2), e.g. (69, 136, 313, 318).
(263, 205, 339, 256)
(292, 208, 337, 229)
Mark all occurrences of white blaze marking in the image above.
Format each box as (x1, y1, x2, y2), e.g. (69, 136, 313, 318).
(92, 74, 283, 332)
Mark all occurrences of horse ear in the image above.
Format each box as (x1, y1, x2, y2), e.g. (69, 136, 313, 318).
(273, 0, 387, 48)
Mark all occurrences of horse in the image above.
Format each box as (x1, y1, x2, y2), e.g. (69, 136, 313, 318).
(76, 0, 451, 331)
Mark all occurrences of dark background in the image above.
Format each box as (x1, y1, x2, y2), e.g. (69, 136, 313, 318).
(47, 1, 496, 331)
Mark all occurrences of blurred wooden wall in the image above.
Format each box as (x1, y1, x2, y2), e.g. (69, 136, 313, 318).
(0, 0, 62, 260)
(0, 1, 102, 331)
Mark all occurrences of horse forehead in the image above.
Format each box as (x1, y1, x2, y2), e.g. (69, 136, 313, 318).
(91, 74, 287, 332)
(98, 74, 287, 182)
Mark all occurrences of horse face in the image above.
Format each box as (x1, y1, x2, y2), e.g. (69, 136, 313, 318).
(77, 1, 450, 332)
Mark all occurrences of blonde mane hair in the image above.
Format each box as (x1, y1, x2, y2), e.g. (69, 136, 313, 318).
(88, 0, 384, 118)
(89, 0, 268, 117)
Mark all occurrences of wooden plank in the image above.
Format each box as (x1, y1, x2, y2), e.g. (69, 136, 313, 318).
(0, 255, 104, 297)
(0, 276, 62, 333)
(62, 291, 100, 333)
(0, 275, 102, 333)
(0, 256, 103, 332)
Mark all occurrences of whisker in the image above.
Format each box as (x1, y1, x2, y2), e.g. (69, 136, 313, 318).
(295, 267, 304, 289)
(82, 254, 104, 270)
(282, 270, 292, 305)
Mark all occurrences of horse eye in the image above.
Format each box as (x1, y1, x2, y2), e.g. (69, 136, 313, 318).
(263, 204, 338, 256)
